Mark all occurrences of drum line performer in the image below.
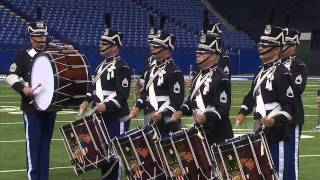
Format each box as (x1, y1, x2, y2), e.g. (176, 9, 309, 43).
(5, 8, 73, 180)
(79, 13, 132, 180)
(130, 15, 185, 138)
(204, 10, 232, 80)
(130, 16, 156, 125)
(185, 11, 231, 89)
(235, 23, 296, 179)
(279, 22, 307, 179)
(173, 11, 234, 145)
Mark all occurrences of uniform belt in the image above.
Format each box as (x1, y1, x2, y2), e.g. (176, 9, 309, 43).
(264, 102, 280, 111)
(146, 96, 169, 102)
(93, 90, 115, 96)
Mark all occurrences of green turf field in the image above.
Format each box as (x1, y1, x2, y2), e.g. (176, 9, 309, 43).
(0, 79, 319, 180)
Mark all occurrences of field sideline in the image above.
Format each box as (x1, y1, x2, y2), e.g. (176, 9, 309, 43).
(0, 78, 319, 180)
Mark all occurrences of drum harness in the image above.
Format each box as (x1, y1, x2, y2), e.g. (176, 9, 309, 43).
(84, 58, 120, 178)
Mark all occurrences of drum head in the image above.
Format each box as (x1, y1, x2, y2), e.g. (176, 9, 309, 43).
(31, 54, 55, 111)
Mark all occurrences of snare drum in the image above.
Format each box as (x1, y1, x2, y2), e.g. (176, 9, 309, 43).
(211, 132, 278, 180)
(113, 123, 165, 180)
(158, 126, 216, 180)
(31, 51, 91, 111)
(59, 113, 116, 175)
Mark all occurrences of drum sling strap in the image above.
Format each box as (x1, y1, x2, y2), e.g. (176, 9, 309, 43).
(95, 60, 117, 102)
(146, 62, 171, 112)
(190, 70, 213, 112)
(253, 66, 276, 119)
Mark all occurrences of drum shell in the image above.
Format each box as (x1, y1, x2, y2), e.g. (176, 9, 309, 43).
(52, 53, 90, 108)
(59, 113, 114, 175)
(211, 133, 276, 180)
(31, 52, 91, 111)
(186, 127, 214, 179)
(113, 124, 164, 179)
(166, 127, 214, 180)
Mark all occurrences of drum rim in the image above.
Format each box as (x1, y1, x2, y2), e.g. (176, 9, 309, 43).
(211, 135, 263, 152)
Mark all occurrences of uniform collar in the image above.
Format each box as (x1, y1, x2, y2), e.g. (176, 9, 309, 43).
(281, 55, 295, 63)
(263, 58, 281, 69)
(104, 55, 120, 63)
(200, 64, 218, 74)
(156, 57, 171, 66)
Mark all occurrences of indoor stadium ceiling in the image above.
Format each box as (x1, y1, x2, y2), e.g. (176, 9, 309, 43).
(210, 0, 320, 40)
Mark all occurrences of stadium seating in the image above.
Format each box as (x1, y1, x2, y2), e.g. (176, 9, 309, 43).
(0, 0, 256, 51)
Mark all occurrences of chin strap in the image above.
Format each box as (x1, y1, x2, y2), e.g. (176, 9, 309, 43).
(32, 40, 46, 44)
(196, 53, 214, 66)
(151, 47, 166, 56)
(280, 44, 293, 54)
(31, 36, 47, 44)
(100, 44, 114, 53)
(31, 38, 46, 51)
(259, 46, 279, 56)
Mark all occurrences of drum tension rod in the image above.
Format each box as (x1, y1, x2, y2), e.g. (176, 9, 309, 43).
(67, 63, 73, 69)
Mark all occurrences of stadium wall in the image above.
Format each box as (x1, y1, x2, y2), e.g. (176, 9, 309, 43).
(0, 49, 260, 75)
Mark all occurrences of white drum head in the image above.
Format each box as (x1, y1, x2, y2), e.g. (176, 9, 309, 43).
(31, 54, 55, 111)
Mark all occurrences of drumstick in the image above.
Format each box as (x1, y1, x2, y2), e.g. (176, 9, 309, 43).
(75, 107, 97, 119)
(32, 83, 42, 92)
(119, 114, 131, 122)
(75, 109, 85, 119)
(189, 64, 193, 78)
(28, 83, 42, 104)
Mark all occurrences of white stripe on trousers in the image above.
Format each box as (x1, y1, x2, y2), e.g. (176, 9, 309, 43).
(24, 114, 32, 180)
(118, 121, 125, 180)
(294, 125, 300, 180)
(279, 141, 284, 180)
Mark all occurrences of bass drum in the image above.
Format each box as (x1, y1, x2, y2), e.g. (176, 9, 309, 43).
(31, 51, 91, 111)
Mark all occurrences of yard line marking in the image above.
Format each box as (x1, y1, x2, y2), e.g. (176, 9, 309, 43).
(0, 102, 20, 104)
(0, 95, 20, 97)
(229, 115, 320, 117)
(0, 122, 24, 125)
(301, 97, 320, 100)
(232, 92, 247, 94)
(299, 155, 320, 157)
(0, 166, 73, 173)
(161, 125, 318, 134)
(231, 91, 247, 93)
(0, 91, 14, 93)
(232, 129, 319, 133)
(229, 105, 318, 109)
(302, 92, 320, 94)
(306, 84, 320, 87)
(0, 139, 63, 143)
(234, 133, 314, 139)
